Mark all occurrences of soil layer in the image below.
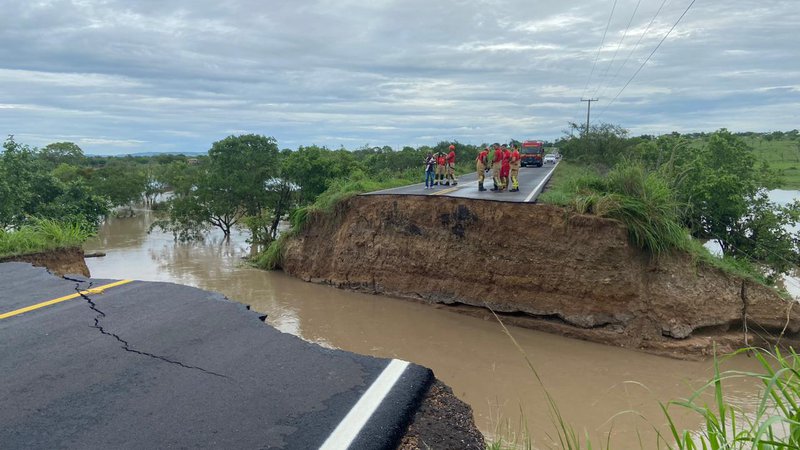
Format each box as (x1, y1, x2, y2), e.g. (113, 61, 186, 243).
(283, 195, 800, 358)
(0, 247, 90, 278)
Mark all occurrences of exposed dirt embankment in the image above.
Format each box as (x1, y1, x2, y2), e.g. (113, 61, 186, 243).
(0, 247, 90, 277)
(283, 195, 800, 358)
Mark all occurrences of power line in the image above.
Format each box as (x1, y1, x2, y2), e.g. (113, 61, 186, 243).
(592, 0, 643, 99)
(598, 0, 670, 103)
(582, 0, 619, 99)
(597, 0, 697, 118)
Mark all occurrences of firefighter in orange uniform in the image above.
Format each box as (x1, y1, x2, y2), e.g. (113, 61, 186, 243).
(509, 144, 521, 192)
(490, 143, 503, 191)
(475, 147, 489, 191)
(446, 144, 457, 186)
(500, 145, 511, 191)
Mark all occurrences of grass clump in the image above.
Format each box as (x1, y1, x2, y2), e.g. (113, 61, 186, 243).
(0, 219, 94, 258)
(486, 346, 800, 449)
(540, 161, 689, 255)
(663, 347, 800, 449)
(253, 232, 290, 270)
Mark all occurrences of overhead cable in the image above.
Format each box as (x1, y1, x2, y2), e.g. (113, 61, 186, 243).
(597, 0, 697, 118)
(581, 0, 619, 99)
(592, 0, 643, 99)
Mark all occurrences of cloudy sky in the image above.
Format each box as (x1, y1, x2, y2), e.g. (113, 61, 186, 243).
(1, 0, 797, 155)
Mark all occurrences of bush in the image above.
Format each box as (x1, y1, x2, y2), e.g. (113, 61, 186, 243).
(0, 219, 94, 258)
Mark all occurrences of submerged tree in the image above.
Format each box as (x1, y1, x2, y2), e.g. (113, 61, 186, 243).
(156, 134, 280, 240)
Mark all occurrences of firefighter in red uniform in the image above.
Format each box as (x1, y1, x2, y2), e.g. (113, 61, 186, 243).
(509, 144, 521, 192)
(475, 147, 489, 191)
(490, 143, 503, 191)
(446, 144, 457, 186)
(500, 145, 511, 191)
(434, 151, 446, 185)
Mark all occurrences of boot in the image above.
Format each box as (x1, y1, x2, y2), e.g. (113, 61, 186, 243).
(478, 181, 486, 191)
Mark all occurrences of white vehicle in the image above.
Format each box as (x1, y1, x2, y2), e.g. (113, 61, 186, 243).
(544, 154, 557, 164)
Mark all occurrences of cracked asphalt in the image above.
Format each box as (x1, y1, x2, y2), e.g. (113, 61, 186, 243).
(0, 262, 432, 449)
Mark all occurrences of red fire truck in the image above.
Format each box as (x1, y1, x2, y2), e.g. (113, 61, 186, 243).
(520, 140, 544, 167)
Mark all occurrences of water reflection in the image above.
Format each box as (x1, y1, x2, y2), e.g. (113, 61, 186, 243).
(84, 211, 767, 447)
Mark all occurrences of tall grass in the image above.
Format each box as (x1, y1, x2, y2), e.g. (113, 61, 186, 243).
(486, 339, 800, 449)
(0, 219, 94, 258)
(664, 347, 800, 449)
(540, 161, 689, 255)
(253, 232, 289, 270)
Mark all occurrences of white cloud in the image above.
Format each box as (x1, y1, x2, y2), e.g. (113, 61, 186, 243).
(0, 0, 797, 154)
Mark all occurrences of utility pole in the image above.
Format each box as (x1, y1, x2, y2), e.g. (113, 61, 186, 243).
(580, 98, 598, 136)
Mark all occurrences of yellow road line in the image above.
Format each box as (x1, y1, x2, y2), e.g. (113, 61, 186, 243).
(431, 186, 459, 196)
(0, 279, 134, 320)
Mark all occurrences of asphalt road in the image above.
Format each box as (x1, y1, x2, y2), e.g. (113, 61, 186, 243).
(364, 162, 559, 203)
(0, 262, 432, 449)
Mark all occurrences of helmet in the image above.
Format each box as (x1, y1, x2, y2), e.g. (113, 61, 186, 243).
(448, 144, 455, 150)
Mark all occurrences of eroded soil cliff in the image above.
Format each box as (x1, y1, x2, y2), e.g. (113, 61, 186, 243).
(283, 195, 800, 358)
(0, 247, 90, 278)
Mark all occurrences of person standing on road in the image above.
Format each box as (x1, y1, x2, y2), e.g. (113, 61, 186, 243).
(490, 143, 503, 191)
(509, 144, 521, 192)
(446, 144, 457, 186)
(475, 147, 489, 191)
(500, 144, 511, 191)
(424, 152, 436, 189)
(435, 151, 446, 185)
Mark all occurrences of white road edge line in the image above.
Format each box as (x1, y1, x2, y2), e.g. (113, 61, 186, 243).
(319, 359, 410, 450)
(524, 161, 559, 203)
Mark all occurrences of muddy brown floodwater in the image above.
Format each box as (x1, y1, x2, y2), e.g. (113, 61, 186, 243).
(85, 211, 767, 448)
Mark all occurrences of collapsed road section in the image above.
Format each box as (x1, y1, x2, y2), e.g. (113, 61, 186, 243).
(0, 262, 458, 449)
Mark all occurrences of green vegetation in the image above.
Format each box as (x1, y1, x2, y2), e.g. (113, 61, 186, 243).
(543, 126, 800, 283)
(487, 346, 800, 449)
(0, 220, 94, 258)
(724, 132, 800, 189)
(4, 128, 797, 277)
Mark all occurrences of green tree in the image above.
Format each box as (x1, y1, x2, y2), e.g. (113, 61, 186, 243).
(0, 136, 108, 228)
(282, 145, 354, 203)
(558, 122, 633, 168)
(157, 134, 280, 239)
(87, 161, 147, 211)
(40, 142, 84, 167)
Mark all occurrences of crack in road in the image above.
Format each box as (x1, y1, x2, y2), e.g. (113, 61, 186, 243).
(66, 277, 228, 379)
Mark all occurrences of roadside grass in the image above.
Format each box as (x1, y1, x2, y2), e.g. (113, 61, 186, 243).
(487, 310, 800, 449)
(540, 161, 690, 255)
(540, 162, 773, 288)
(0, 219, 94, 258)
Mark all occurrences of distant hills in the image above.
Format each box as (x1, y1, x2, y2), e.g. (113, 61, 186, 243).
(87, 151, 206, 157)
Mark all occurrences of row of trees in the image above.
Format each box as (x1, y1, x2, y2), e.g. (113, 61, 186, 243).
(557, 124, 800, 279)
(152, 137, 495, 245)
(6, 127, 797, 280)
(2, 133, 503, 245)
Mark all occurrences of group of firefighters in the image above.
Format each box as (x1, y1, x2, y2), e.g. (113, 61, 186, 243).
(424, 143, 520, 192)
